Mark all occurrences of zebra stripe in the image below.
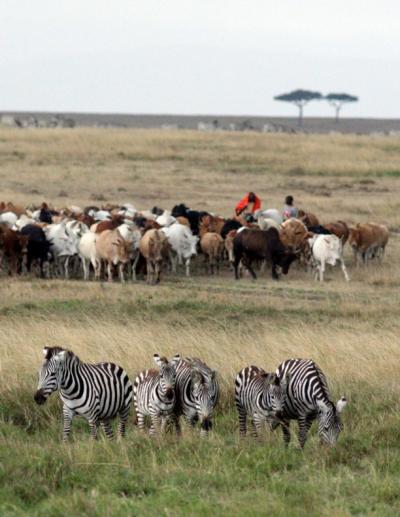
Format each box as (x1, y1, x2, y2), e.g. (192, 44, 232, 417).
(133, 354, 180, 436)
(275, 358, 347, 447)
(235, 365, 289, 439)
(174, 357, 219, 437)
(34, 347, 133, 441)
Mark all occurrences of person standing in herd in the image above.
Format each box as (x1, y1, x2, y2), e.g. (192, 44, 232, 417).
(235, 192, 261, 216)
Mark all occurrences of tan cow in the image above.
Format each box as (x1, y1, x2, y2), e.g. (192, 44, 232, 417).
(348, 223, 389, 266)
(280, 218, 311, 264)
(199, 215, 225, 237)
(200, 232, 224, 275)
(94, 229, 131, 282)
(139, 229, 170, 285)
(224, 229, 237, 265)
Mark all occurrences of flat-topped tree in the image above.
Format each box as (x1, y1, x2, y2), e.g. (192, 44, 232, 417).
(274, 89, 322, 127)
(326, 93, 358, 123)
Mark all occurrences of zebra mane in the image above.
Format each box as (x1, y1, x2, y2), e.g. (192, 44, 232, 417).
(43, 346, 76, 362)
(313, 361, 333, 405)
(187, 357, 214, 382)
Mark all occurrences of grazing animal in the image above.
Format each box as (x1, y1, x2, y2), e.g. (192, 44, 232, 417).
(34, 347, 133, 441)
(174, 358, 219, 437)
(171, 204, 209, 235)
(233, 228, 297, 280)
(94, 229, 131, 282)
(20, 224, 51, 277)
(139, 229, 170, 284)
(43, 222, 79, 279)
(308, 234, 349, 282)
(224, 229, 237, 265)
(78, 231, 97, 280)
(274, 358, 347, 448)
(324, 220, 349, 245)
(348, 223, 389, 265)
(280, 218, 311, 257)
(0, 224, 29, 275)
(298, 210, 319, 228)
(235, 366, 290, 438)
(220, 218, 242, 239)
(161, 223, 198, 277)
(255, 209, 283, 226)
(133, 354, 181, 436)
(200, 232, 225, 274)
(199, 214, 225, 237)
(0, 211, 18, 227)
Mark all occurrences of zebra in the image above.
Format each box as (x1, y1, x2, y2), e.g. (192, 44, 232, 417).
(174, 357, 219, 438)
(133, 353, 180, 436)
(235, 365, 290, 439)
(34, 347, 133, 441)
(274, 358, 347, 448)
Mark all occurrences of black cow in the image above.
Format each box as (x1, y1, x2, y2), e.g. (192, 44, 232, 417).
(171, 203, 209, 235)
(233, 228, 297, 280)
(20, 225, 52, 277)
(220, 219, 242, 240)
(307, 225, 331, 235)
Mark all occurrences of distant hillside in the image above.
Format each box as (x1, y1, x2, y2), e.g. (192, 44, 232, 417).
(1, 111, 400, 134)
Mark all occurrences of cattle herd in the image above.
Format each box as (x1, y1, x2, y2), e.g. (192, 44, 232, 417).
(35, 347, 347, 447)
(0, 200, 390, 283)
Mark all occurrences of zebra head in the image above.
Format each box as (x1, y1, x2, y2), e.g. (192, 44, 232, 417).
(190, 367, 218, 432)
(264, 372, 290, 418)
(317, 397, 347, 446)
(34, 347, 68, 405)
(153, 353, 180, 401)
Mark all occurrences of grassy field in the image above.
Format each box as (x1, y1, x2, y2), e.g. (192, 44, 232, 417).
(1, 128, 400, 515)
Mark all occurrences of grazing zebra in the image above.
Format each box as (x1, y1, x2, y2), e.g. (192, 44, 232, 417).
(34, 347, 133, 441)
(174, 357, 219, 437)
(275, 358, 347, 447)
(235, 365, 290, 438)
(133, 353, 180, 436)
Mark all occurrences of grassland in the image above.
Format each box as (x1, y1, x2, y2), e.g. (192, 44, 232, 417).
(1, 128, 400, 516)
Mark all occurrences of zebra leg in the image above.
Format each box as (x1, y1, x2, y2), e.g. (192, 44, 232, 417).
(137, 412, 146, 434)
(281, 420, 291, 446)
(62, 406, 74, 442)
(298, 416, 313, 448)
(237, 403, 247, 438)
(252, 413, 264, 439)
(149, 415, 161, 436)
(89, 419, 99, 440)
(101, 421, 115, 440)
(118, 407, 130, 438)
(173, 414, 182, 437)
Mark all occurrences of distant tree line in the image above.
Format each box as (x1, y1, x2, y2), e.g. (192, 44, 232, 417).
(274, 89, 358, 126)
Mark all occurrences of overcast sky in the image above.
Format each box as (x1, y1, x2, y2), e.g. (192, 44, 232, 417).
(1, 0, 399, 117)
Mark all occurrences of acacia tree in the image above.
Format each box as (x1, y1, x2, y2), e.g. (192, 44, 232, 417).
(274, 89, 322, 126)
(325, 93, 358, 122)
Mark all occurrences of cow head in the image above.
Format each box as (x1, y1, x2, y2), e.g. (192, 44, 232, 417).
(278, 251, 297, 275)
(348, 228, 360, 249)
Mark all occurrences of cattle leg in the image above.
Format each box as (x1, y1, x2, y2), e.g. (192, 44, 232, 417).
(185, 257, 190, 277)
(340, 259, 349, 282)
(319, 260, 325, 282)
(146, 260, 154, 284)
(107, 262, 113, 282)
(234, 256, 241, 280)
(246, 260, 257, 280)
(82, 257, 89, 280)
(155, 261, 161, 284)
(131, 253, 140, 281)
(64, 256, 70, 280)
(118, 262, 125, 283)
(271, 264, 279, 280)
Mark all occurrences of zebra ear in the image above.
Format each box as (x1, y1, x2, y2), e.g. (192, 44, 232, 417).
(171, 354, 181, 366)
(54, 350, 67, 363)
(153, 354, 163, 367)
(336, 397, 347, 413)
(210, 370, 217, 381)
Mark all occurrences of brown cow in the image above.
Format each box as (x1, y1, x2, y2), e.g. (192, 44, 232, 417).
(298, 210, 319, 228)
(0, 224, 29, 275)
(348, 223, 389, 266)
(199, 215, 225, 237)
(139, 229, 170, 285)
(200, 232, 225, 274)
(94, 229, 131, 282)
(176, 216, 190, 227)
(324, 221, 349, 245)
(280, 218, 311, 264)
(94, 215, 125, 234)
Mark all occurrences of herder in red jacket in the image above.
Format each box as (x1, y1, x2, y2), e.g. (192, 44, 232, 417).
(235, 192, 261, 216)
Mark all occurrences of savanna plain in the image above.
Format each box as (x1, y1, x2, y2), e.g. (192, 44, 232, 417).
(1, 128, 400, 516)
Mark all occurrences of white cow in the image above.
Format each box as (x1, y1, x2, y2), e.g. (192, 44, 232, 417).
(257, 217, 281, 231)
(309, 234, 349, 283)
(161, 223, 198, 276)
(254, 209, 283, 225)
(156, 210, 176, 227)
(13, 214, 36, 230)
(78, 232, 98, 280)
(0, 211, 18, 227)
(117, 223, 142, 280)
(43, 222, 81, 279)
